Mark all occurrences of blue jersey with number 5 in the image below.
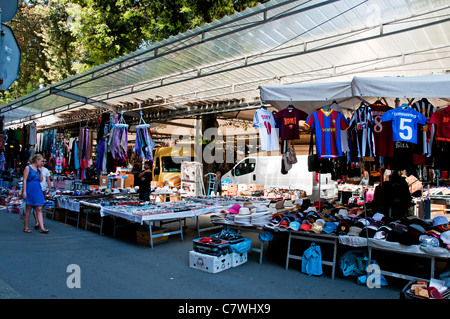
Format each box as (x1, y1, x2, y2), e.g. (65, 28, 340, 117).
(381, 107, 428, 144)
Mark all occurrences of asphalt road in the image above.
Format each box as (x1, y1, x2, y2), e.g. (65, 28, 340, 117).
(0, 209, 406, 301)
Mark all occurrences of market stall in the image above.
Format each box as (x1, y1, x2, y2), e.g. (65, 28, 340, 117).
(254, 74, 450, 284)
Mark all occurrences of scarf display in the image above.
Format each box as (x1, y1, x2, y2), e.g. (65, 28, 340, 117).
(134, 112, 156, 161)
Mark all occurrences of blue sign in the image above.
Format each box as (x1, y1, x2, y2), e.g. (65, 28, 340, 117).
(0, 24, 21, 91)
(0, 0, 18, 23)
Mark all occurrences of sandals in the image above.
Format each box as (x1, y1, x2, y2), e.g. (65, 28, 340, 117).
(39, 229, 49, 234)
(34, 224, 40, 230)
(23, 229, 32, 233)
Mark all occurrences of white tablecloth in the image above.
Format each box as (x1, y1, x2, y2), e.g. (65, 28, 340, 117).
(100, 205, 230, 224)
(339, 235, 450, 258)
(57, 197, 81, 212)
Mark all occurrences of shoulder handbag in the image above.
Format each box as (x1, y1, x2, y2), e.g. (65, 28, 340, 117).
(287, 144, 297, 164)
(307, 131, 320, 172)
(301, 242, 323, 276)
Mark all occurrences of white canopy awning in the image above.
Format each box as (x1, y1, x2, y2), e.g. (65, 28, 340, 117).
(260, 74, 450, 114)
(259, 80, 353, 114)
(351, 74, 450, 99)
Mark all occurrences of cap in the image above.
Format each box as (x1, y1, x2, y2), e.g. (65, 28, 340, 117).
(347, 226, 363, 237)
(337, 220, 351, 235)
(300, 223, 311, 231)
(360, 225, 378, 238)
(311, 222, 324, 233)
(288, 221, 301, 231)
(278, 217, 291, 229)
(322, 222, 337, 233)
(432, 216, 448, 226)
(419, 234, 440, 247)
(440, 230, 450, 245)
(399, 229, 421, 246)
(408, 223, 426, 234)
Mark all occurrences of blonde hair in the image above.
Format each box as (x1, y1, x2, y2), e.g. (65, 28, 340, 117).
(29, 154, 44, 164)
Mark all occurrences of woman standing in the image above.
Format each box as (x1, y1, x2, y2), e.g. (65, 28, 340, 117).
(22, 154, 49, 234)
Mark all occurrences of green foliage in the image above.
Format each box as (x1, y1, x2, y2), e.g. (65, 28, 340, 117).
(0, 0, 268, 105)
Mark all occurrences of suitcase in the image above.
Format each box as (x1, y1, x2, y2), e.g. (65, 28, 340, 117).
(193, 237, 231, 257)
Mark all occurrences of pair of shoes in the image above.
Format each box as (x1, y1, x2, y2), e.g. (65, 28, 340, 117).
(39, 229, 49, 234)
(34, 224, 40, 230)
(24, 229, 32, 233)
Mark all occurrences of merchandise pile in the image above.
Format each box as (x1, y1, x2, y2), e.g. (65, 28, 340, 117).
(189, 229, 252, 273)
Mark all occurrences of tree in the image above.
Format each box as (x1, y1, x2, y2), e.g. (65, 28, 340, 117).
(1, 0, 268, 105)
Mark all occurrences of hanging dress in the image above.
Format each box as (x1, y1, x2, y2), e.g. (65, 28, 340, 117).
(25, 165, 45, 206)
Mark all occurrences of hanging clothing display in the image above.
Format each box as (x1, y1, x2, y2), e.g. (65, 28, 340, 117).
(304, 107, 349, 158)
(76, 128, 92, 180)
(109, 112, 129, 162)
(369, 102, 394, 158)
(412, 98, 436, 156)
(348, 103, 376, 159)
(134, 113, 156, 161)
(273, 105, 307, 141)
(29, 122, 37, 146)
(429, 105, 450, 143)
(429, 105, 450, 171)
(381, 104, 428, 144)
(252, 106, 280, 152)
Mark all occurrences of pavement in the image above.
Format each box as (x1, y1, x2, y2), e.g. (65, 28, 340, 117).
(0, 208, 408, 301)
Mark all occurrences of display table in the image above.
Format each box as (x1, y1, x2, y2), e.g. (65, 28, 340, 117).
(339, 235, 450, 281)
(100, 204, 227, 248)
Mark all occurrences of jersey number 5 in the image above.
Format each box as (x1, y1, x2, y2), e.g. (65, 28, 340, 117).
(399, 118, 413, 140)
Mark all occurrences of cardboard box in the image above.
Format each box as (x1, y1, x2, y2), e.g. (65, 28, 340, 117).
(99, 175, 108, 187)
(228, 184, 238, 191)
(231, 252, 248, 267)
(123, 174, 134, 188)
(189, 250, 232, 273)
(238, 184, 248, 191)
(151, 181, 165, 188)
(227, 190, 237, 196)
(136, 227, 169, 246)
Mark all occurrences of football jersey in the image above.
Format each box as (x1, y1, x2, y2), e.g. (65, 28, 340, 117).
(273, 107, 308, 140)
(349, 104, 376, 158)
(429, 105, 450, 142)
(253, 108, 280, 152)
(381, 106, 428, 144)
(369, 103, 394, 158)
(304, 109, 349, 158)
(412, 99, 435, 154)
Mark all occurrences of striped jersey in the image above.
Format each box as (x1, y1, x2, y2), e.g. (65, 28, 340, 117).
(349, 104, 376, 159)
(369, 103, 394, 158)
(304, 109, 349, 158)
(412, 99, 436, 154)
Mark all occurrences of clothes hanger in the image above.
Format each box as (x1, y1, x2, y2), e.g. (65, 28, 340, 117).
(321, 104, 331, 111)
(400, 103, 410, 109)
(374, 99, 383, 105)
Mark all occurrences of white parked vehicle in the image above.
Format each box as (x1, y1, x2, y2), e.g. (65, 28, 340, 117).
(221, 155, 337, 199)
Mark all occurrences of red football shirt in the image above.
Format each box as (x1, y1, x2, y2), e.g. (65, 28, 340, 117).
(274, 107, 308, 140)
(369, 103, 394, 157)
(429, 105, 450, 142)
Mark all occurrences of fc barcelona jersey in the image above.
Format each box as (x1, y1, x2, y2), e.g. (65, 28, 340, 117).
(304, 109, 349, 158)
